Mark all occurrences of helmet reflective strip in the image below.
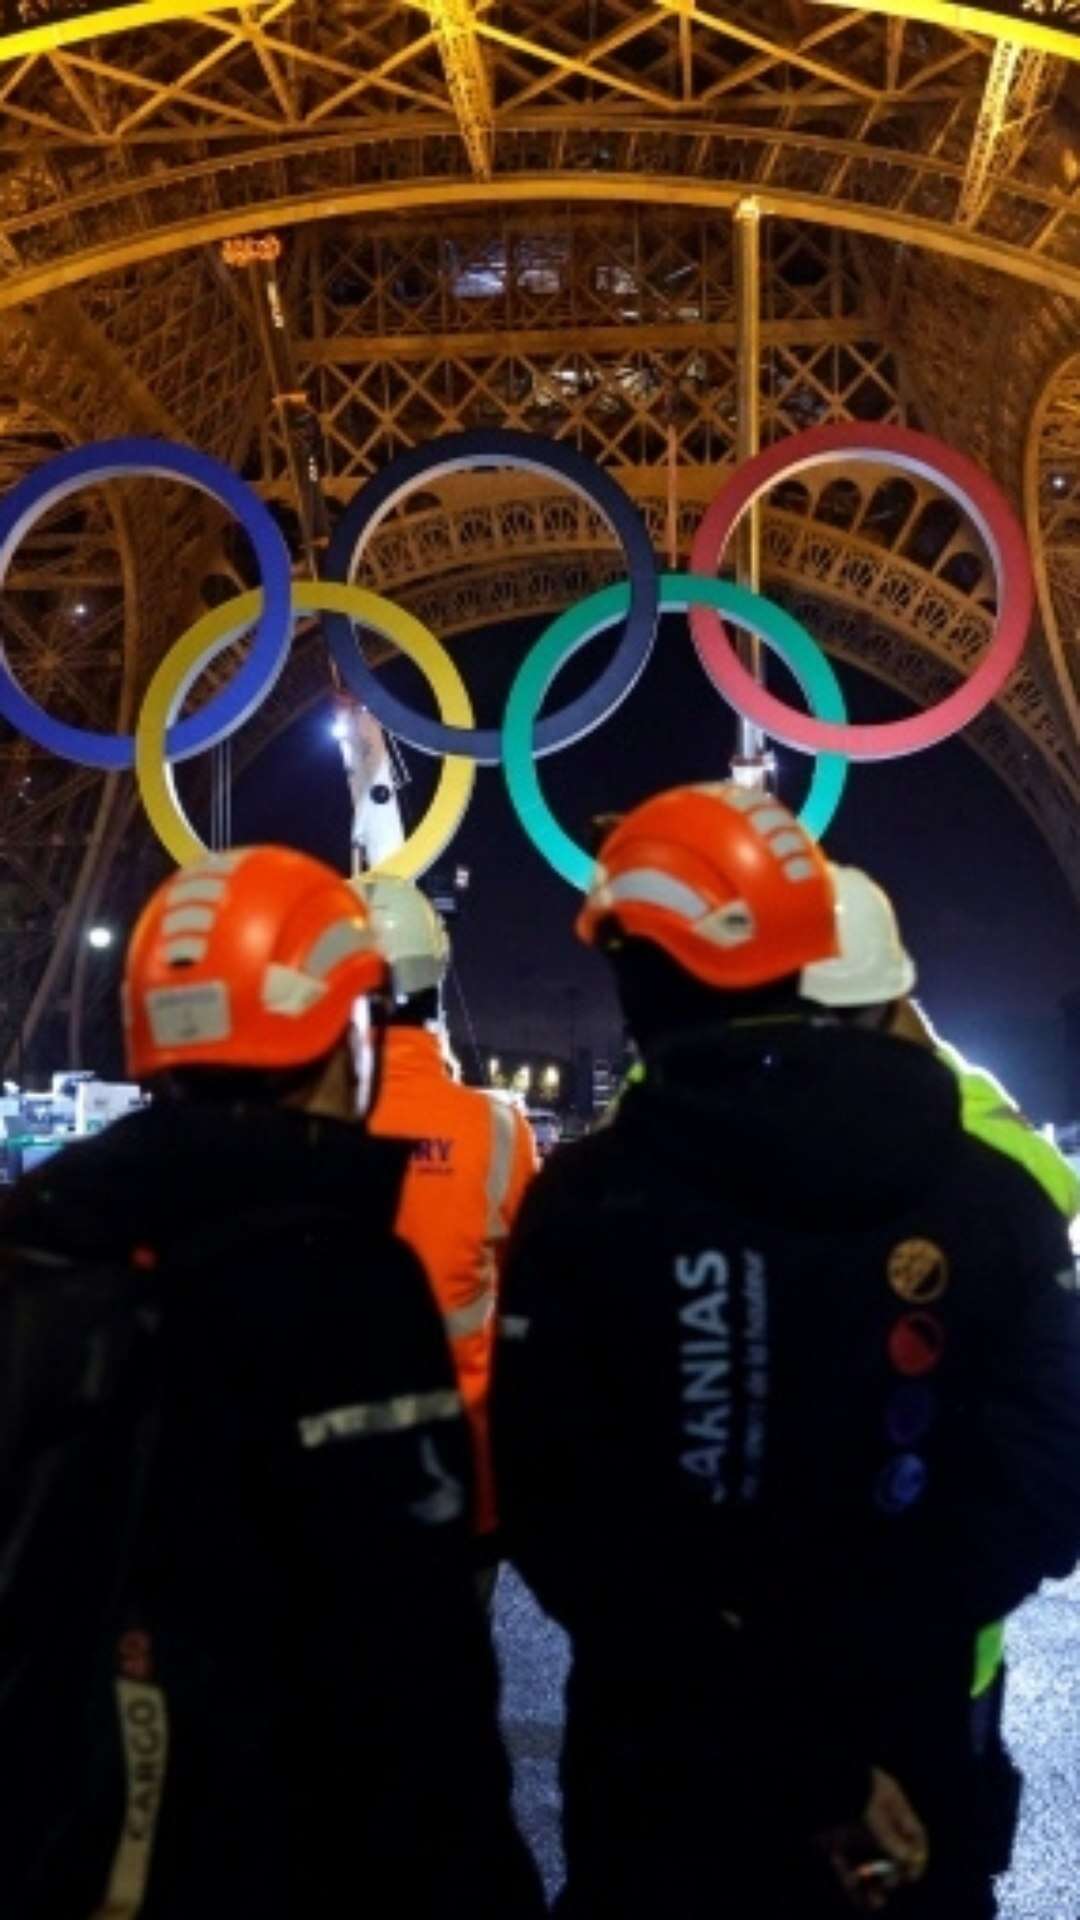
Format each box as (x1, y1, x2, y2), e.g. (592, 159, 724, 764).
(602, 868, 709, 922)
(165, 877, 228, 907)
(692, 785, 816, 886)
(262, 962, 326, 1017)
(191, 850, 248, 874)
(695, 900, 755, 948)
(769, 831, 807, 859)
(162, 937, 209, 965)
(304, 919, 373, 980)
(162, 907, 215, 937)
(747, 807, 792, 836)
(145, 981, 230, 1047)
(696, 783, 759, 811)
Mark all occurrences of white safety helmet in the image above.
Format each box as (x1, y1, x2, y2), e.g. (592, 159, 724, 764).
(351, 873, 450, 1000)
(800, 864, 916, 1009)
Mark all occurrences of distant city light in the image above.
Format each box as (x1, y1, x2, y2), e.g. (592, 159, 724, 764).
(73, 601, 88, 617)
(542, 1064, 561, 1094)
(87, 925, 114, 950)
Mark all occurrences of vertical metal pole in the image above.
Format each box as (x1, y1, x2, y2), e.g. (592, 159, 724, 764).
(733, 196, 768, 779)
(69, 942, 87, 1070)
(665, 411, 680, 571)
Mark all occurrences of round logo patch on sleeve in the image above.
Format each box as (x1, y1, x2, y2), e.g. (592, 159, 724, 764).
(874, 1452, 929, 1517)
(887, 1238, 949, 1305)
(888, 1311, 947, 1377)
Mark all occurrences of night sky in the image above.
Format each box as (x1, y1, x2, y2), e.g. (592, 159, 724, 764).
(232, 612, 1080, 1124)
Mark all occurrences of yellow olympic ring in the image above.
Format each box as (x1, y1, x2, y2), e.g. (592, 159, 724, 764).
(134, 582, 476, 877)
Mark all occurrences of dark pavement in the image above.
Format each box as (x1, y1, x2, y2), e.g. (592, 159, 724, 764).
(495, 1566, 1080, 1915)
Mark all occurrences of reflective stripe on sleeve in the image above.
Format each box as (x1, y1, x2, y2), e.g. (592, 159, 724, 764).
(298, 1387, 461, 1448)
(444, 1287, 496, 1340)
(486, 1096, 518, 1240)
(499, 1314, 531, 1341)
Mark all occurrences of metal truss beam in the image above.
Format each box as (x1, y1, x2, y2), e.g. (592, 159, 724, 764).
(0, 290, 237, 1070)
(0, 5, 1079, 307)
(809, 2, 1080, 65)
(0, 1, 288, 65)
(7, 168, 1080, 315)
(301, 316, 877, 364)
(957, 39, 1054, 228)
(5, 290, 184, 440)
(414, 0, 494, 179)
(1025, 347, 1080, 747)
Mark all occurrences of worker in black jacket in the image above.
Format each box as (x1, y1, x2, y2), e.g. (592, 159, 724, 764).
(0, 845, 542, 1920)
(494, 785, 1080, 1920)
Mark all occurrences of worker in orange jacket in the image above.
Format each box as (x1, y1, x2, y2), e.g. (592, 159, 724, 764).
(358, 874, 537, 1543)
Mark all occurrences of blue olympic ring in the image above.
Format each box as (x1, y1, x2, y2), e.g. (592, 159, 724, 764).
(0, 438, 293, 770)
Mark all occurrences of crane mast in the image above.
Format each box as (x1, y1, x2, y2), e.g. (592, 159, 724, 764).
(333, 701, 406, 874)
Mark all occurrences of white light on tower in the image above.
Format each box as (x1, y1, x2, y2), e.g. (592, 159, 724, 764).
(87, 925, 114, 950)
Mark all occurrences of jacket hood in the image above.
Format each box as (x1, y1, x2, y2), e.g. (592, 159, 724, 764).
(0, 1098, 412, 1262)
(624, 1019, 963, 1228)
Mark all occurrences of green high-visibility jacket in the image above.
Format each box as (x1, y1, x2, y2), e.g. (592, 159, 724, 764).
(934, 1040, 1079, 1695)
(937, 1040, 1080, 1225)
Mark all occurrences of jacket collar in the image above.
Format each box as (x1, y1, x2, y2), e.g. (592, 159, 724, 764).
(380, 1024, 450, 1083)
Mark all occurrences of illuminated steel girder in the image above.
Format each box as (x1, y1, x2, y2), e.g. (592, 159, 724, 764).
(1027, 348, 1080, 746)
(415, 0, 494, 179)
(809, 3, 1080, 65)
(956, 40, 1054, 227)
(1, 5, 1080, 305)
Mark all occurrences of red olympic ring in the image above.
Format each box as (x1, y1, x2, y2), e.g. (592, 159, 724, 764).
(689, 423, 1034, 761)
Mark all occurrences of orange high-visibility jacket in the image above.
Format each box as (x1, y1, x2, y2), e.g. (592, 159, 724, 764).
(369, 1025, 538, 1532)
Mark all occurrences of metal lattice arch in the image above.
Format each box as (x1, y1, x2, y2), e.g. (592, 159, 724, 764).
(2, 1, 1080, 1064)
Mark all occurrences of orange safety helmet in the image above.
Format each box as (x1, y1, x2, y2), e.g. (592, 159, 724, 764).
(124, 845, 388, 1080)
(576, 783, 839, 990)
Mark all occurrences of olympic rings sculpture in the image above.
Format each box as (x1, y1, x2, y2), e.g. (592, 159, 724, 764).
(0, 423, 1033, 889)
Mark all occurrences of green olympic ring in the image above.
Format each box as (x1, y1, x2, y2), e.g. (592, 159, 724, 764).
(501, 573, 849, 891)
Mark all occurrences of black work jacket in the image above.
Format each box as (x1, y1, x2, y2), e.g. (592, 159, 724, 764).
(494, 1021, 1080, 1821)
(0, 1099, 542, 1920)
